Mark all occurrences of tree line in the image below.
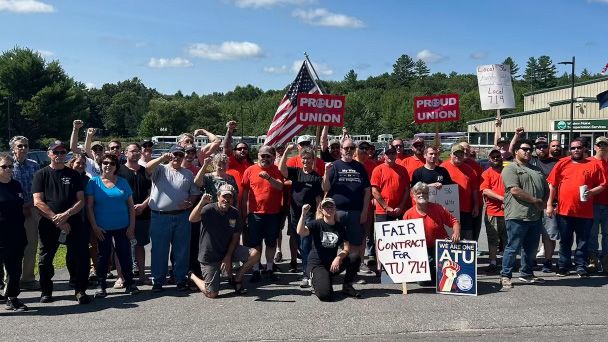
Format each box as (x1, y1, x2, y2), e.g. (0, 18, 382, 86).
(0, 47, 604, 149)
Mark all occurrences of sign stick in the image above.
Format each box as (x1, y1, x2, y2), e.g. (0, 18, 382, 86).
(402, 282, 408, 295)
(434, 122, 440, 148)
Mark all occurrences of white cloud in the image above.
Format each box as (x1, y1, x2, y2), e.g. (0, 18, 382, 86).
(187, 41, 263, 61)
(470, 51, 487, 60)
(35, 49, 54, 58)
(416, 49, 446, 64)
(85, 82, 97, 89)
(148, 57, 193, 68)
(229, 0, 312, 8)
(292, 60, 333, 76)
(263, 65, 288, 74)
(0, 0, 55, 13)
(292, 8, 365, 28)
(588, 0, 608, 4)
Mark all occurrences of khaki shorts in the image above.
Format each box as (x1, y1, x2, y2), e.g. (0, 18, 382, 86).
(200, 245, 253, 293)
(485, 214, 507, 248)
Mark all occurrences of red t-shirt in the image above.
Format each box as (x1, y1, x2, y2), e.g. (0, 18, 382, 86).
(226, 169, 243, 204)
(396, 154, 408, 163)
(228, 154, 253, 177)
(286, 155, 325, 176)
(370, 163, 410, 214)
(547, 157, 608, 218)
(358, 158, 377, 180)
(242, 164, 284, 214)
(480, 167, 505, 217)
(589, 157, 608, 206)
(441, 161, 478, 213)
(400, 155, 425, 179)
(403, 202, 457, 248)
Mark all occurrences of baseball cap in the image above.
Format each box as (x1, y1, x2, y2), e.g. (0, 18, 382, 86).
(91, 141, 103, 148)
(496, 137, 508, 144)
(535, 137, 548, 144)
(48, 141, 67, 150)
(320, 197, 336, 207)
(218, 184, 236, 197)
(169, 145, 185, 154)
(489, 148, 501, 156)
(329, 139, 341, 147)
(451, 144, 465, 154)
(184, 145, 197, 153)
(142, 140, 154, 148)
(358, 141, 372, 149)
(297, 136, 312, 145)
(412, 137, 425, 144)
(595, 136, 608, 145)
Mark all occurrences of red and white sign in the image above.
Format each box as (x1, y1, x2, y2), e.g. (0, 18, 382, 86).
(413, 94, 460, 124)
(296, 94, 345, 127)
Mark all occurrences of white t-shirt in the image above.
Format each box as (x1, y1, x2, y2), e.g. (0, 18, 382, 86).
(85, 157, 100, 178)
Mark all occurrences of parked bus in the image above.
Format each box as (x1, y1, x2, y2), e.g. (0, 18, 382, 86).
(414, 132, 467, 148)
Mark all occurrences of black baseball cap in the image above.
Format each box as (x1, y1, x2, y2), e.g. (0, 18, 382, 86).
(48, 141, 67, 150)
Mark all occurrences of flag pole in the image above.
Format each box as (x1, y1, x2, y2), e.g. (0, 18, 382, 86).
(304, 52, 327, 151)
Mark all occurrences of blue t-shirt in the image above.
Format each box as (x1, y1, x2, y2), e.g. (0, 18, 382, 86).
(327, 159, 370, 211)
(85, 176, 133, 230)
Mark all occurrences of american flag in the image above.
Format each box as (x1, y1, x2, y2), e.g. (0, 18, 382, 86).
(602, 63, 608, 75)
(264, 60, 321, 146)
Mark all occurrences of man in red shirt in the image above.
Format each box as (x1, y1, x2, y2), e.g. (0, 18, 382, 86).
(480, 149, 506, 274)
(400, 137, 426, 177)
(241, 145, 284, 282)
(224, 121, 253, 179)
(586, 136, 608, 273)
(286, 136, 325, 176)
(460, 141, 484, 241)
(391, 138, 409, 163)
(546, 138, 607, 278)
(441, 144, 479, 240)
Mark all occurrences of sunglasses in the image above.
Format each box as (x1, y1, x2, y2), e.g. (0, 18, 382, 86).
(109, 146, 121, 150)
(173, 153, 185, 158)
(453, 151, 465, 156)
(519, 147, 532, 152)
(102, 161, 116, 166)
(570, 146, 583, 151)
(16, 144, 28, 149)
(260, 154, 273, 158)
(342, 146, 356, 151)
(412, 143, 424, 148)
(182, 140, 193, 144)
(52, 150, 67, 155)
(299, 142, 311, 147)
(393, 144, 404, 148)
(596, 143, 608, 148)
(536, 144, 549, 149)
(359, 147, 369, 151)
(0, 164, 15, 169)
(235, 147, 248, 151)
(92, 146, 104, 151)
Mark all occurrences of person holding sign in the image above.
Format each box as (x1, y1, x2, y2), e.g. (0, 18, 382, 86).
(297, 199, 361, 301)
(480, 149, 506, 274)
(403, 182, 461, 285)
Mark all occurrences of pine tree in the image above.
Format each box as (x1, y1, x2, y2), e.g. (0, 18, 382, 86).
(392, 54, 416, 86)
(414, 59, 430, 79)
(502, 57, 519, 79)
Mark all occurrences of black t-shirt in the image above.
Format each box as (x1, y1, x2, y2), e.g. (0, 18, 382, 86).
(530, 156, 558, 177)
(321, 148, 338, 163)
(198, 203, 242, 263)
(31, 166, 84, 214)
(287, 167, 323, 208)
(77, 172, 90, 225)
(307, 219, 347, 270)
(118, 164, 152, 219)
(327, 159, 370, 211)
(411, 165, 453, 186)
(0, 180, 27, 248)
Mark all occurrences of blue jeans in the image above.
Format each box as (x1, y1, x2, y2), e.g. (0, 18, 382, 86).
(150, 211, 191, 286)
(290, 208, 314, 274)
(557, 215, 593, 272)
(501, 219, 541, 278)
(588, 204, 608, 257)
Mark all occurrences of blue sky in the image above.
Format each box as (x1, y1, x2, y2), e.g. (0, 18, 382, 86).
(1, 0, 607, 95)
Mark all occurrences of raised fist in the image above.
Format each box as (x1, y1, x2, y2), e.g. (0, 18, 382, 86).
(73, 120, 83, 129)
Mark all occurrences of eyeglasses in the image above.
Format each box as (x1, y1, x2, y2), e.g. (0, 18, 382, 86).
(519, 147, 532, 152)
(452, 151, 465, 157)
(342, 146, 356, 151)
(392, 144, 404, 148)
(412, 143, 424, 148)
(92, 146, 104, 151)
(52, 150, 67, 155)
(596, 143, 608, 148)
(172, 153, 185, 158)
(570, 146, 583, 151)
(109, 146, 121, 150)
(536, 144, 549, 149)
(0, 165, 15, 169)
(102, 161, 116, 166)
(16, 144, 28, 149)
(299, 142, 311, 147)
(235, 147, 248, 151)
(260, 154, 273, 158)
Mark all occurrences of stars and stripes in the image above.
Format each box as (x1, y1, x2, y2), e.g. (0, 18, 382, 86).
(601, 63, 608, 75)
(264, 60, 322, 146)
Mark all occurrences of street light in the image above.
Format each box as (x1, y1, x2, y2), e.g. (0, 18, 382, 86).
(558, 56, 575, 144)
(1, 96, 10, 143)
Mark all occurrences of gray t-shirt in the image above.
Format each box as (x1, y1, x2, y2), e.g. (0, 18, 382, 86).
(502, 161, 548, 221)
(529, 156, 558, 177)
(149, 164, 200, 211)
(198, 203, 242, 263)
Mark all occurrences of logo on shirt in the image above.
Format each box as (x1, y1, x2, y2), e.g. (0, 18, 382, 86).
(61, 177, 71, 185)
(321, 231, 339, 248)
(18, 192, 23, 199)
(228, 219, 236, 228)
(437, 175, 444, 182)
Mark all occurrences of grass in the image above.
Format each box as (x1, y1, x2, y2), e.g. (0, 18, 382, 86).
(33, 245, 68, 275)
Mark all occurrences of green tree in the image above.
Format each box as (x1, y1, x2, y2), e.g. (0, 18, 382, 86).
(414, 59, 430, 79)
(524, 57, 539, 87)
(502, 57, 519, 79)
(392, 54, 416, 86)
(536, 55, 557, 88)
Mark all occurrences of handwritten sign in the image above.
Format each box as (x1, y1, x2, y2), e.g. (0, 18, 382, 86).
(428, 184, 460, 221)
(435, 239, 477, 296)
(374, 218, 430, 283)
(476, 64, 515, 110)
(413, 94, 460, 124)
(296, 94, 345, 127)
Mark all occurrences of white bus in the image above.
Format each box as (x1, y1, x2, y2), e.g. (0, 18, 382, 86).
(414, 132, 467, 148)
(377, 134, 393, 143)
(351, 134, 371, 144)
(151, 136, 178, 145)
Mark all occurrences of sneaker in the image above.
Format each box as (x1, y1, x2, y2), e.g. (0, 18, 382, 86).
(263, 270, 279, 282)
(76, 292, 91, 304)
(94, 288, 107, 298)
(250, 271, 261, 283)
(518, 275, 545, 284)
(556, 269, 569, 277)
(113, 278, 125, 289)
(273, 251, 283, 263)
(356, 279, 367, 285)
(299, 277, 311, 288)
(342, 283, 361, 298)
(541, 260, 553, 273)
(577, 270, 590, 279)
(20, 280, 40, 291)
(106, 272, 116, 279)
(176, 282, 189, 292)
(151, 283, 164, 293)
(360, 263, 373, 274)
(125, 285, 141, 295)
(485, 263, 500, 275)
(288, 262, 298, 273)
(5, 298, 28, 312)
(587, 255, 600, 273)
(40, 295, 53, 303)
(500, 277, 513, 289)
(88, 272, 98, 282)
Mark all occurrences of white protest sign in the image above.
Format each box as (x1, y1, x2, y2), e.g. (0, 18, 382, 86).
(374, 218, 430, 283)
(429, 184, 460, 221)
(476, 64, 515, 110)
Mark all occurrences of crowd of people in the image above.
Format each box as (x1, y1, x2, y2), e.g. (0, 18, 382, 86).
(1, 118, 607, 310)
